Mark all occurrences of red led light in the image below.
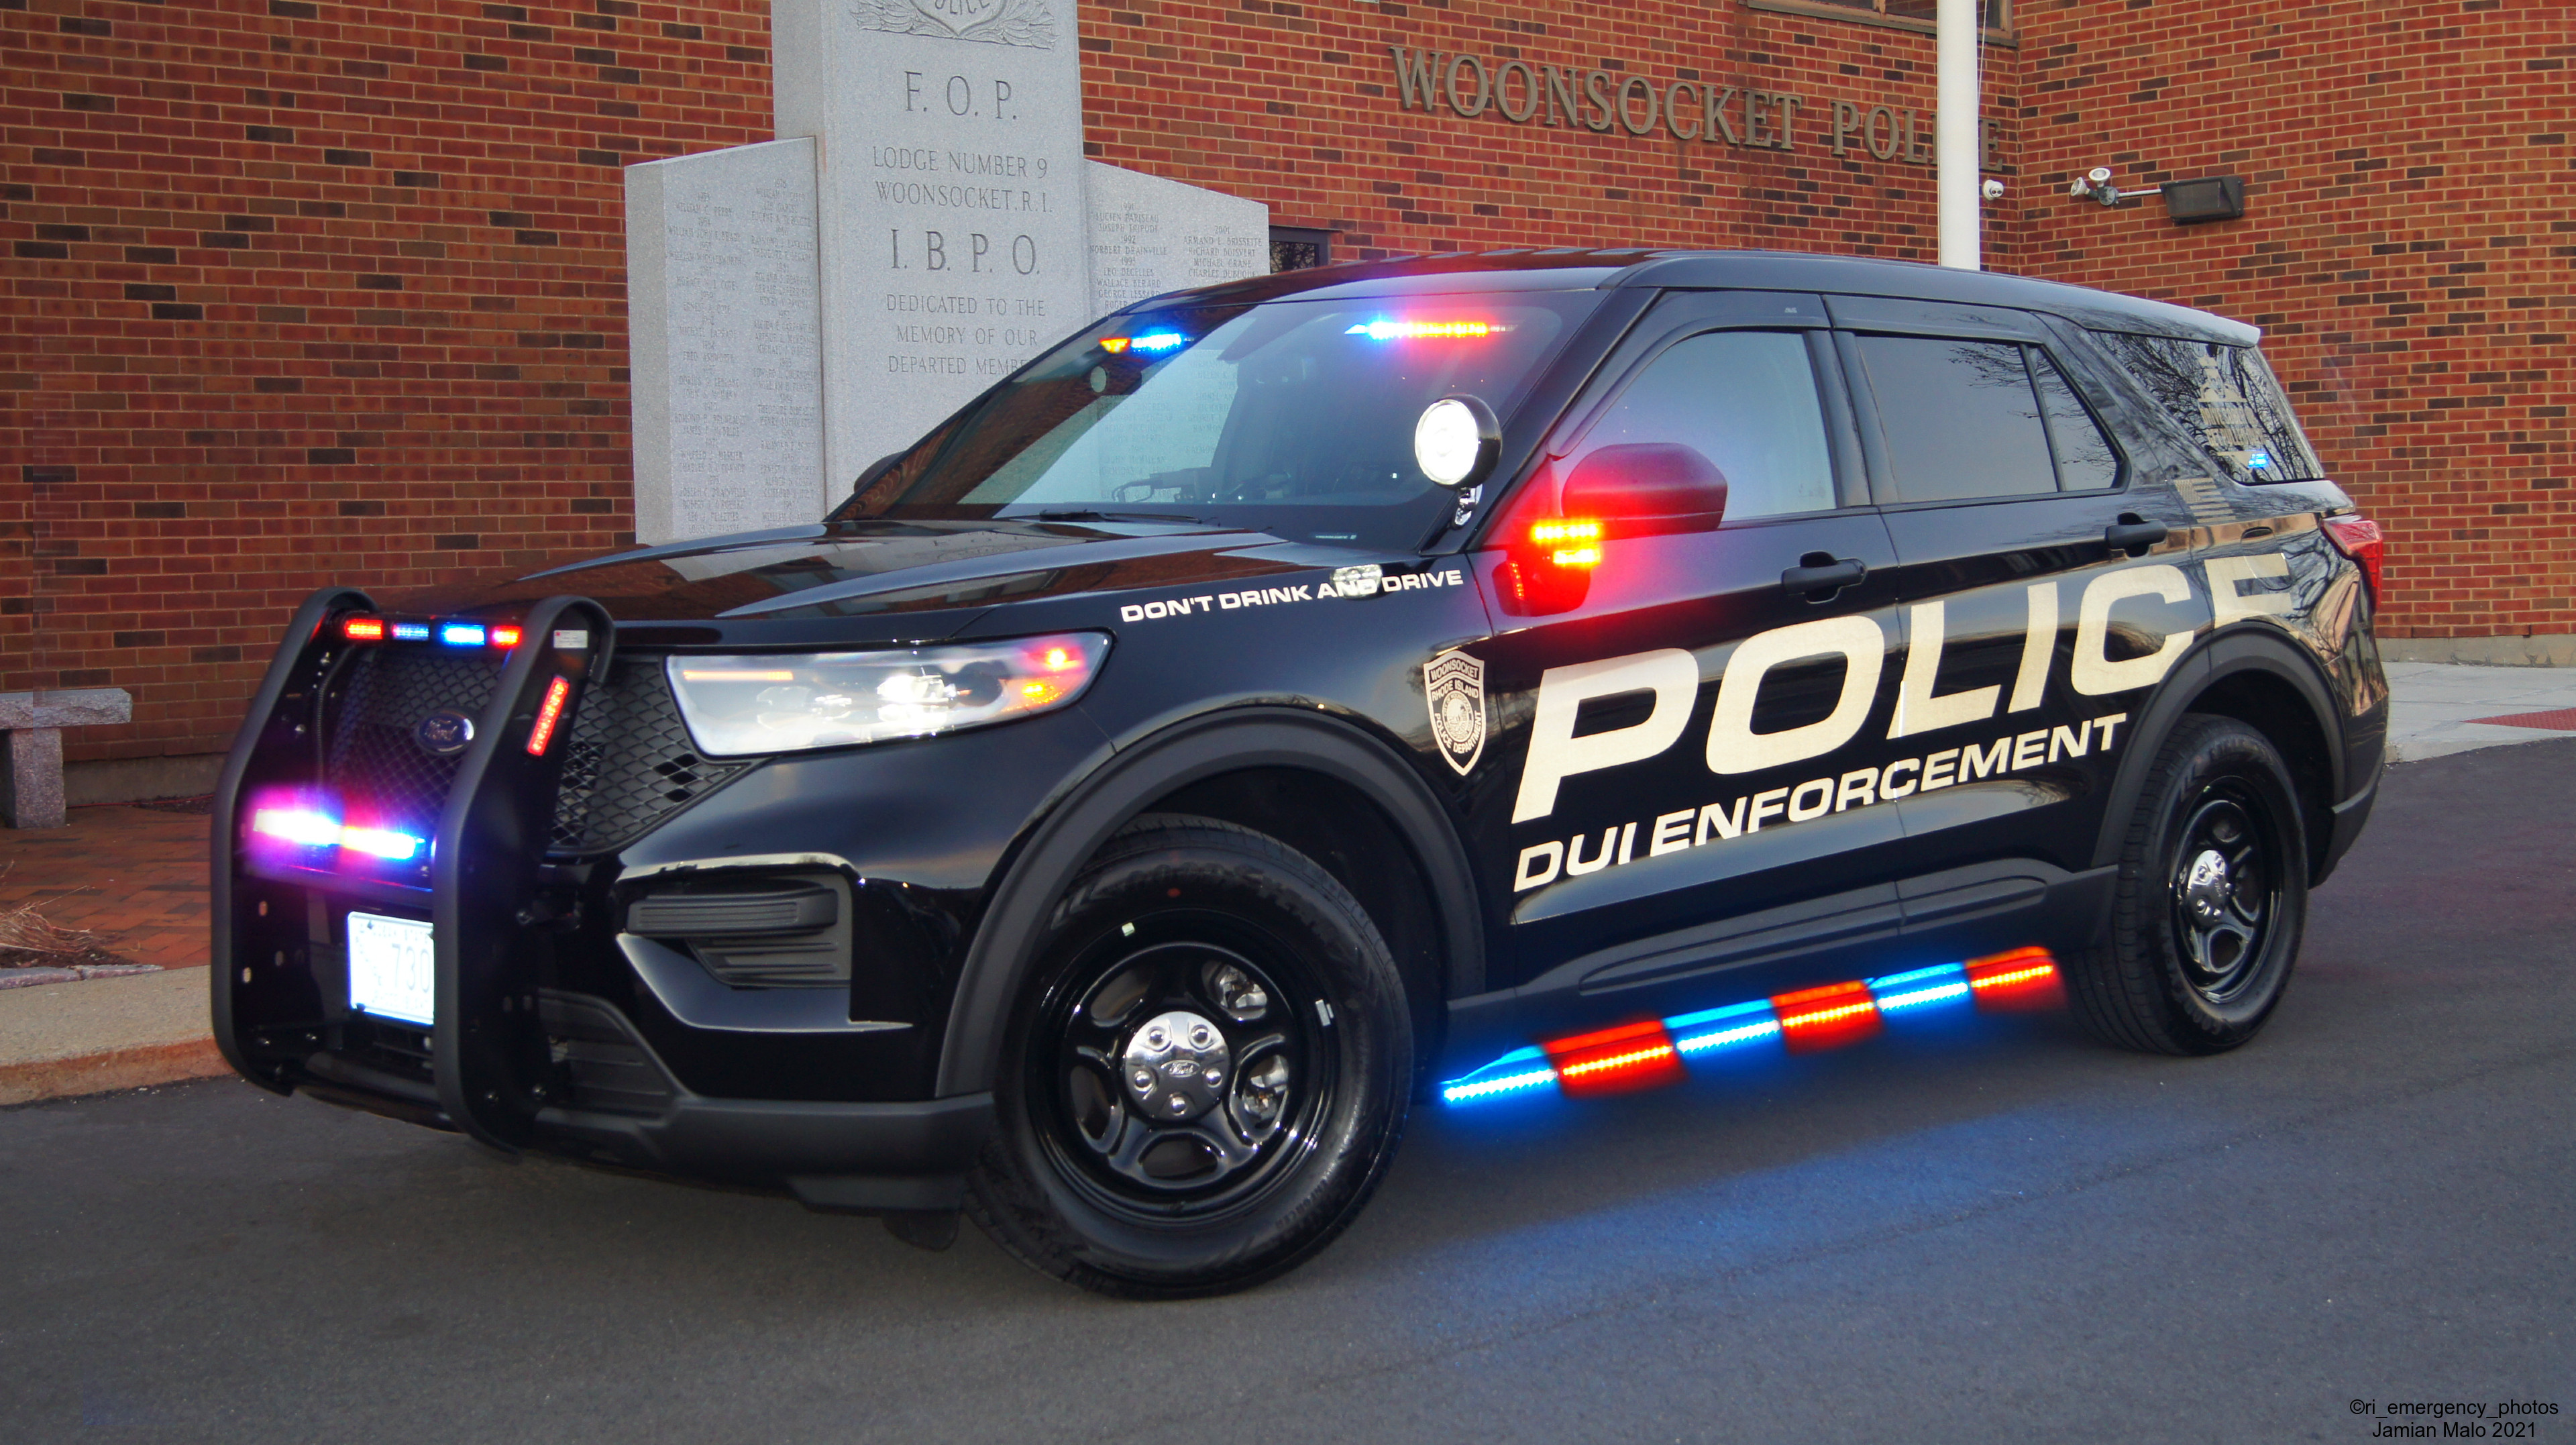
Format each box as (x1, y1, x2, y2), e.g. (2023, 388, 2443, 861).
(1772, 979, 1882, 1053)
(1528, 518, 1603, 570)
(525, 675, 572, 757)
(1965, 947, 2063, 1012)
(489, 625, 523, 648)
(1542, 1018, 1686, 1098)
(341, 617, 386, 641)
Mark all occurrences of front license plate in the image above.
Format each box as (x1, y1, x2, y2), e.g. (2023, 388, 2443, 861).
(347, 912, 436, 1026)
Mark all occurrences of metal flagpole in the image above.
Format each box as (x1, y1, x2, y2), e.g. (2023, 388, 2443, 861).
(1937, 0, 1980, 270)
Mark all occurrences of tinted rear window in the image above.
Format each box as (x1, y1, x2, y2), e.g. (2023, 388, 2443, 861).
(1855, 334, 2057, 503)
(2096, 332, 2326, 482)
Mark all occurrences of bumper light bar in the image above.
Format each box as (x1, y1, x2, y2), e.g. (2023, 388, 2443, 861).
(1440, 947, 2063, 1106)
(250, 807, 425, 862)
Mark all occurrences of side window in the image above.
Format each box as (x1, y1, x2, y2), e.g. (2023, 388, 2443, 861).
(2094, 331, 2326, 482)
(1854, 333, 2057, 502)
(1576, 330, 1835, 521)
(2031, 350, 2122, 491)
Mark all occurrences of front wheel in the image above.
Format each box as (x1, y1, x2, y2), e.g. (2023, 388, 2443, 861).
(965, 815, 1412, 1297)
(2065, 714, 2310, 1056)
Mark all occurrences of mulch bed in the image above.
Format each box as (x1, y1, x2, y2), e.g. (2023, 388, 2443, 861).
(0, 873, 148, 983)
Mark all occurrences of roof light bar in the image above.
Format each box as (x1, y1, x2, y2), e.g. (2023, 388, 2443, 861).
(1438, 948, 2064, 1106)
(1343, 319, 1499, 341)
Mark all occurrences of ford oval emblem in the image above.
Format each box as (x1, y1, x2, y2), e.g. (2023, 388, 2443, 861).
(415, 710, 476, 757)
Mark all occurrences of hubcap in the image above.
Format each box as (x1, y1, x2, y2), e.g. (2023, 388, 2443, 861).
(1038, 936, 1327, 1213)
(1122, 1010, 1231, 1121)
(2169, 791, 2273, 1000)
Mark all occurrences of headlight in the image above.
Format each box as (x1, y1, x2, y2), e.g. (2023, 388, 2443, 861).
(665, 632, 1109, 757)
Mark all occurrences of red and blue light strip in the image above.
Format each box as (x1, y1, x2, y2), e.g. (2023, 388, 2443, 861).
(250, 806, 425, 862)
(1439, 948, 2065, 1106)
(341, 614, 521, 649)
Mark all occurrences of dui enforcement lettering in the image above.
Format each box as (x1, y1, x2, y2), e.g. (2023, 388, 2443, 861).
(1424, 650, 1488, 776)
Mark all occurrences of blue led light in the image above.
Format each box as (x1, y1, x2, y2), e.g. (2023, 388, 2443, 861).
(1868, 963, 1966, 990)
(390, 621, 431, 641)
(440, 623, 487, 647)
(1672, 1018, 1782, 1054)
(1874, 981, 1973, 1013)
(2247, 450, 2273, 469)
(1440, 1068, 1560, 1104)
(1128, 331, 1187, 354)
(1664, 997, 1776, 1032)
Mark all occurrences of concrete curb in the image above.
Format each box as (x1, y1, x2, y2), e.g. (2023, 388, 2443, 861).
(0, 967, 231, 1106)
(0, 1035, 231, 1106)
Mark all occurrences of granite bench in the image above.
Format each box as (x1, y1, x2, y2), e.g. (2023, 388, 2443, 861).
(1, 689, 133, 829)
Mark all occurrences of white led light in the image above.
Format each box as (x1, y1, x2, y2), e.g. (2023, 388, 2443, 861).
(1413, 398, 1484, 487)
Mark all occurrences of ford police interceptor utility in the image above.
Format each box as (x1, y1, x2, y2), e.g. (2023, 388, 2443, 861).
(213, 249, 2389, 1297)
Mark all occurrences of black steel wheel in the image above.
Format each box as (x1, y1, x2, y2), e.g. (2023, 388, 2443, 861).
(965, 814, 1411, 1297)
(2065, 714, 2310, 1055)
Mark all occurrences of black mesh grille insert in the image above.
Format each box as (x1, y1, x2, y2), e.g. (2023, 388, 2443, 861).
(549, 653, 748, 854)
(318, 646, 747, 861)
(323, 649, 502, 861)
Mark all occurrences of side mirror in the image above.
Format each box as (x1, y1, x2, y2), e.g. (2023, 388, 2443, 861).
(1560, 443, 1728, 528)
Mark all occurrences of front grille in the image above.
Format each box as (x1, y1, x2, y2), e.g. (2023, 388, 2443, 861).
(549, 655, 747, 853)
(319, 645, 748, 861)
(323, 649, 501, 871)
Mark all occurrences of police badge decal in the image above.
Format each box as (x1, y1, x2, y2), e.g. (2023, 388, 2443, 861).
(1423, 650, 1487, 775)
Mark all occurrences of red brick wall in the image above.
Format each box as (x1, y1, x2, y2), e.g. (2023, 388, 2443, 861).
(2008, 0, 2571, 640)
(1078, 1, 1996, 264)
(3, 0, 773, 763)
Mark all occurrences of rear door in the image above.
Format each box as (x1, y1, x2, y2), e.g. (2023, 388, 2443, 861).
(1829, 295, 2198, 891)
(1465, 289, 1915, 1005)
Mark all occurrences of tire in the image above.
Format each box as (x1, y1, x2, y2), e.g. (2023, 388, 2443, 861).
(964, 814, 1413, 1297)
(2066, 714, 2310, 1056)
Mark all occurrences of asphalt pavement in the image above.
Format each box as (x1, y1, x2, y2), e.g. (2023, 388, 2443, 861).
(3, 740, 2569, 1444)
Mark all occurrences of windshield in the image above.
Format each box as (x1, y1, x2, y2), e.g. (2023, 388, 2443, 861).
(864, 291, 1603, 549)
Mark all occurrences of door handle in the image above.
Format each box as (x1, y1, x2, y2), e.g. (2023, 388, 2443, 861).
(1780, 555, 1866, 600)
(2103, 517, 2169, 556)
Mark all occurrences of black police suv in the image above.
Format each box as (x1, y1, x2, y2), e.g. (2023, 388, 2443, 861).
(213, 249, 2389, 1297)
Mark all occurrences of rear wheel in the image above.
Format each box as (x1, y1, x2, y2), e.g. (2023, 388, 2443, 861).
(965, 814, 1411, 1297)
(2066, 714, 2309, 1055)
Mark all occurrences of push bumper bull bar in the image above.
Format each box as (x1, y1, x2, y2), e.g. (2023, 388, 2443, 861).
(209, 587, 995, 1203)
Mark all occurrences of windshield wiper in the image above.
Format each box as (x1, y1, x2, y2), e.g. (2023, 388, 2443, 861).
(1027, 509, 1213, 527)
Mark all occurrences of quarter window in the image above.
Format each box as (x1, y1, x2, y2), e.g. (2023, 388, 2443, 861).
(2095, 331, 2326, 482)
(1576, 330, 1836, 521)
(1854, 334, 2057, 502)
(2031, 350, 2121, 491)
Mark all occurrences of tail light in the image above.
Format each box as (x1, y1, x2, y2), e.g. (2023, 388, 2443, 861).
(2321, 515, 2385, 603)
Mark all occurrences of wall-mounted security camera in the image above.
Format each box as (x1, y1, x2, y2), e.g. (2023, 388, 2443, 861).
(1980, 178, 2006, 202)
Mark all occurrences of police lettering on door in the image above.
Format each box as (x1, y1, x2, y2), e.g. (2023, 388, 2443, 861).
(1505, 559, 2282, 892)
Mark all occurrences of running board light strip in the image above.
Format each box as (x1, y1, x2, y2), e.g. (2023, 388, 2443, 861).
(1439, 947, 2063, 1106)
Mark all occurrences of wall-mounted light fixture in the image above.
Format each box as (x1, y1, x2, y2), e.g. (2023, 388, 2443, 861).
(2159, 174, 2247, 224)
(2068, 167, 2248, 225)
